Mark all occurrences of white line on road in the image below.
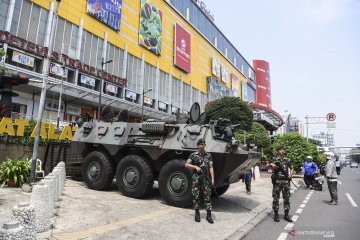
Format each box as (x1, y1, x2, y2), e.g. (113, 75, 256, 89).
(284, 223, 294, 230)
(277, 232, 288, 240)
(303, 199, 308, 204)
(310, 190, 314, 193)
(292, 215, 299, 222)
(300, 204, 306, 208)
(338, 181, 342, 185)
(346, 193, 358, 207)
(305, 196, 310, 200)
(296, 208, 303, 214)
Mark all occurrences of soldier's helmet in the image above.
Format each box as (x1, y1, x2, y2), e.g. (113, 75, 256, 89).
(197, 138, 206, 145)
(276, 144, 286, 151)
(306, 156, 313, 161)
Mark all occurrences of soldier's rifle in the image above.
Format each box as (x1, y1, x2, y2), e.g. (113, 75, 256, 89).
(274, 162, 298, 188)
(200, 166, 219, 197)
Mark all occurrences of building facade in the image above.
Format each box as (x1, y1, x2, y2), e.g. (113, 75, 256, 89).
(0, 0, 256, 125)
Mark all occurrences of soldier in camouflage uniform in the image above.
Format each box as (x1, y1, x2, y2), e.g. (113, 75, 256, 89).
(185, 138, 215, 224)
(267, 145, 294, 222)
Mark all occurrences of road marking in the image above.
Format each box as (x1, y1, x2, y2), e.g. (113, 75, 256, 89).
(292, 215, 299, 222)
(277, 232, 288, 240)
(296, 208, 303, 214)
(284, 222, 294, 230)
(305, 196, 310, 200)
(303, 199, 308, 204)
(300, 204, 306, 208)
(346, 193, 358, 207)
(338, 181, 342, 185)
(310, 190, 314, 193)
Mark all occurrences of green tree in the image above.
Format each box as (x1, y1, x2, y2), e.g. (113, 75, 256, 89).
(350, 148, 360, 163)
(272, 132, 325, 173)
(205, 96, 253, 131)
(235, 122, 270, 150)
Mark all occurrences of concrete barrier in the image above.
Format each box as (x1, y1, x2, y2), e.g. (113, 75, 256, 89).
(30, 182, 51, 232)
(11, 202, 36, 240)
(0, 220, 25, 240)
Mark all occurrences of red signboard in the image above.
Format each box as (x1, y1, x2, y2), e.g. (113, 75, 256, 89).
(174, 24, 191, 73)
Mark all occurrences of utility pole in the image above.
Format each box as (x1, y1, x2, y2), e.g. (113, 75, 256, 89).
(30, 0, 61, 184)
(56, 63, 66, 130)
(141, 88, 152, 122)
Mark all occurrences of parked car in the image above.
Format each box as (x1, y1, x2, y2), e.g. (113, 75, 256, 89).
(350, 162, 359, 168)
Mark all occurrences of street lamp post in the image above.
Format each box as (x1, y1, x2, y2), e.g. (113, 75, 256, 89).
(141, 88, 152, 122)
(56, 64, 66, 130)
(97, 58, 112, 120)
(29, 0, 61, 184)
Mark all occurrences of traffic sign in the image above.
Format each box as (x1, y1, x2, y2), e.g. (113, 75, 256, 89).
(326, 113, 336, 121)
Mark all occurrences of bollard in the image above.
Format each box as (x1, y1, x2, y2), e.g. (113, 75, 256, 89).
(12, 202, 36, 240)
(48, 172, 60, 201)
(30, 182, 51, 232)
(53, 166, 65, 195)
(0, 220, 25, 240)
(41, 178, 56, 217)
(254, 166, 260, 180)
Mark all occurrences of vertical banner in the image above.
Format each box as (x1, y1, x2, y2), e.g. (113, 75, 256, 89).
(231, 74, 239, 97)
(139, 0, 163, 55)
(87, 0, 123, 31)
(174, 23, 191, 73)
(242, 81, 248, 101)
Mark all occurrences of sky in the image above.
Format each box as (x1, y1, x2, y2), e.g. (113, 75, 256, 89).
(204, 0, 360, 148)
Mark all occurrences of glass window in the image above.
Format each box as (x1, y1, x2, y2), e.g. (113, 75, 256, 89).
(0, 0, 10, 30)
(69, 24, 79, 58)
(143, 62, 156, 99)
(10, 0, 22, 35)
(80, 30, 86, 61)
(36, 8, 48, 46)
(126, 54, 142, 92)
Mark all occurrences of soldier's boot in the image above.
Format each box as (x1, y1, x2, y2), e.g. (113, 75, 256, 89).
(195, 209, 200, 222)
(284, 210, 293, 222)
(274, 210, 279, 222)
(206, 210, 214, 224)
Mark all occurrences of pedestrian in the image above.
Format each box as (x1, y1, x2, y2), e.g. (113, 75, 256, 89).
(185, 138, 215, 224)
(325, 152, 338, 205)
(267, 145, 294, 222)
(243, 167, 255, 194)
(301, 156, 318, 189)
(335, 158, 341, 175)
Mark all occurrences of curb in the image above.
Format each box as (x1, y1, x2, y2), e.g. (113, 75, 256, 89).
(226, 179, 304, 240)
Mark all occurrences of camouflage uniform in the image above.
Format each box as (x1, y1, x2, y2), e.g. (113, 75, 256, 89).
(187, 151, 213, 210)
(271, 157, 293, 211)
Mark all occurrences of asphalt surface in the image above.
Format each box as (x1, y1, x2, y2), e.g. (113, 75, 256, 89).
(243, 167, 360, 240)
(0, 171, 303, 240)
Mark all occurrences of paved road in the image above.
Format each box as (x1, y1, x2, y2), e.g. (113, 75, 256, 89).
(243, 167, 360, 240)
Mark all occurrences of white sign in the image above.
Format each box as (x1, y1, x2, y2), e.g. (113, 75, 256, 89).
(50, 63, 68, 78)
(143, 96, 153, 105)
(45, 100, 64, 112)
(66, 105, 81, 116)
(326, 113, 336, 121)
(105, 82, 118, 94)
(125, 90, 137, 100)
(80, 75, 96, 87)
(12, 51, 34, 67)
(158, 101, 167, 110)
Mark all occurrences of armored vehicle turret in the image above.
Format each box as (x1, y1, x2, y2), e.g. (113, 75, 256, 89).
(70, 102, 261, 207)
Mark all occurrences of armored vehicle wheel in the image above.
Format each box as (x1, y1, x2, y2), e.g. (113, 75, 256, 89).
(158, 159, 192, 208)
(82, 151, 114, 190)
(116, 155, 154, 198)
(212, 184, 230, 197)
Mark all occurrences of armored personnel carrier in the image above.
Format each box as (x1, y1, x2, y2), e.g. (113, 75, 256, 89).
(70, 102, 261, 207)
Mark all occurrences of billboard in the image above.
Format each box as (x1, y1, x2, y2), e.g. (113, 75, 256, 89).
(212, 57, 221, 78)
(207, 76, 231, 102)
(174, 24, 191, 73)
(87, 0, 122, 31)
(231, 74, 239, 97)
(139, 0, 162, 55)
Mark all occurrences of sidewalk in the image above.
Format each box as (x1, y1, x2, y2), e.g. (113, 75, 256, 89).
(0, 174, 303, 240)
